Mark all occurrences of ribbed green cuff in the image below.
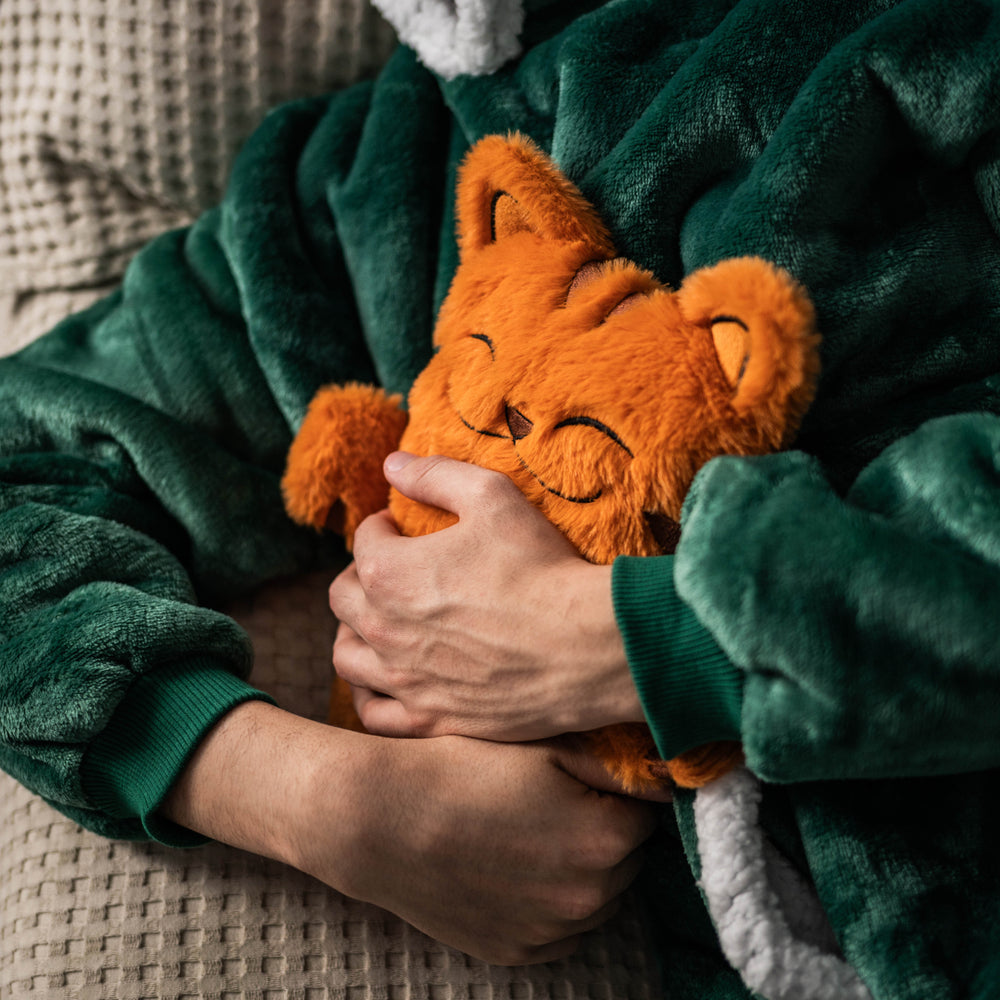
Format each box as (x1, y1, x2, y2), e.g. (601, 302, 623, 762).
(612, 555, 743, 760)
(82, 660, 275, 848)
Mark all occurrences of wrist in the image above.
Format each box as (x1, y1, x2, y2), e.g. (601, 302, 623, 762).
(288, 722, 392, 899)
(160, 701, 301, 862)
(554, 560, 646, 732)
(160, 702, 376, 878)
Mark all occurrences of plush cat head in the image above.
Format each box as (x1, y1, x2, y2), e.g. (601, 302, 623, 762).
(401, 134, 819, 563)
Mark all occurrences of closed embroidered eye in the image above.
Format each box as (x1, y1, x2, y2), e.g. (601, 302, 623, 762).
(471, 333, 495, 358)
(553, 416, 633, 457)
(565, 259, 654, 319)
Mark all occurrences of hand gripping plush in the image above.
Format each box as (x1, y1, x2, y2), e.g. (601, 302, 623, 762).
(282, 133, 820, 792)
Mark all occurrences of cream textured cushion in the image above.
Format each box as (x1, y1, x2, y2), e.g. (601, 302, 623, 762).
(0, 0, 396, 348)
(0, 0, 396, 289)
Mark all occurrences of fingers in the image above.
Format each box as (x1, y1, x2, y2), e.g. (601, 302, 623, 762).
(350, 507, 402, 552)
(331, 623, 394, 709)
(550, 737, 674, 805)
(328, 562, 357, 628)
(383, 451, 522, 518)
(470, 856, 640, 967)
(511, 838, 648, 966)
(329, 512, 405, 622)
(348, 510, 407, 599)
(511, 899, 624, 966)
(352, 684, 431, 738)
(328, 569, 384, 689)
(334, 622, 432, 737)
(327, 529, 396, 638)
(593, 797, 660, 867)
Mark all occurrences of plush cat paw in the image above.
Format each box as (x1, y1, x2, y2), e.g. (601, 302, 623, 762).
(584, 723, 744, 795)
(667, 741, 745, 789)
(282, 383, 408, 546)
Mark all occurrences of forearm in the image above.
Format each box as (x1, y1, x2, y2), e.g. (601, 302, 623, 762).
(161, 701, 373, 884)
(162, 699, 659, 966)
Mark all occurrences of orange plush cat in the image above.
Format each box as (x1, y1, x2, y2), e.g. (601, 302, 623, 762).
(282, 133, 819, 792)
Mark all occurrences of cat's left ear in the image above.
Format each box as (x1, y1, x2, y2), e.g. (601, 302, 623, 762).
(677, 257, 820, 448)
(455, 133, 615, 257)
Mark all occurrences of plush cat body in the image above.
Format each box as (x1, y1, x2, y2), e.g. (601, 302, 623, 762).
(283, 133, 820, 791)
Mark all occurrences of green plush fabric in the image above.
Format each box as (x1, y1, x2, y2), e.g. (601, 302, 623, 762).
(635, 809, 754, 1000)
(2, 0, 1000, 995)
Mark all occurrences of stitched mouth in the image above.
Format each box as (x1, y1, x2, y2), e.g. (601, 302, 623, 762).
(453, 405, 603, 504)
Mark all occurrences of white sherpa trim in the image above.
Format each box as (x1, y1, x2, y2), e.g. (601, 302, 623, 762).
(372, 0, 524, 78)
(693, 767, 873, 1000)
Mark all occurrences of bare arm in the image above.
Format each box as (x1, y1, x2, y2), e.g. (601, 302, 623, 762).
(162, 700, 660, 965)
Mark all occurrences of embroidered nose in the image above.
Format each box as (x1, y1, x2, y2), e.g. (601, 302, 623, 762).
(505, 404, 534, 441)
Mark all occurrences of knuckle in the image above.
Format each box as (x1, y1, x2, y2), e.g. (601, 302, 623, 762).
(332, 621, 355, 649)
(350, 515, 376, 552)
(327, 575, 348, 613)
(553, 885, 607, 924)
(578, 824, 635, 871)
(404, 454, 454, 498)
(352, 610, 393, 654)
(355, 551, 392, 595)
(466, 467, 510, 508)
(330, 644, 351, 676)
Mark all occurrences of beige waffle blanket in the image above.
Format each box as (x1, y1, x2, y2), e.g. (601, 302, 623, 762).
(0, 3, 660, 995)
(0, 0, 396, 353)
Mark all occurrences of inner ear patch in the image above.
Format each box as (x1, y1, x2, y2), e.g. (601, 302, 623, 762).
(711, 315, 751, 388)
(491, 191, 532, 241)
(607, 293, 645, 319)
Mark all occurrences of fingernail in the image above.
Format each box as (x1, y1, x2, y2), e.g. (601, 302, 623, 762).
(384, 451, 416, 473)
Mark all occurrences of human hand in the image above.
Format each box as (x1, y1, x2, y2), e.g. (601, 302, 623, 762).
(328, 453, 646, 743)
(162, 702, 663, 966)
(299, 730, 664, 965)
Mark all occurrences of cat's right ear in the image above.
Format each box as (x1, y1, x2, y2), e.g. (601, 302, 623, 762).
(456, 133, 615, 257)
(677, 257, 820, 450)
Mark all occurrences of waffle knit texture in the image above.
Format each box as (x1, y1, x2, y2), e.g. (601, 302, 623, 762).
(2, 1, 1000, 997)
(0, 0, 396, 295)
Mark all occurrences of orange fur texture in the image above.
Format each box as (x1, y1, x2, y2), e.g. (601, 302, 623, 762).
(283, 383, 408, 545)
(281, 133, 820, 792)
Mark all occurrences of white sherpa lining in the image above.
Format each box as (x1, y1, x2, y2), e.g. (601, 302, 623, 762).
(372, 0, 524, 78)
(694, 767, 873, 1000)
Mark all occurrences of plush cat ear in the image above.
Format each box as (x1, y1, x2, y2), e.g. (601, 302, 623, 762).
(677, 257, 820, 446)
(456, 133, 616, 255)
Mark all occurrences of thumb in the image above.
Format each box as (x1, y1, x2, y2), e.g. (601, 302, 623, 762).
(383, 451, 517, 517)
(548, 737, 674, 804)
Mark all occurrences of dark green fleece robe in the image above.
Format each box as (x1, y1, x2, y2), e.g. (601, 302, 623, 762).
(2, 1, 999, 996)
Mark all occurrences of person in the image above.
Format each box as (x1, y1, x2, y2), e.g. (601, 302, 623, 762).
(0, 0, 662, 972)
(2, 0, 1000, 995)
